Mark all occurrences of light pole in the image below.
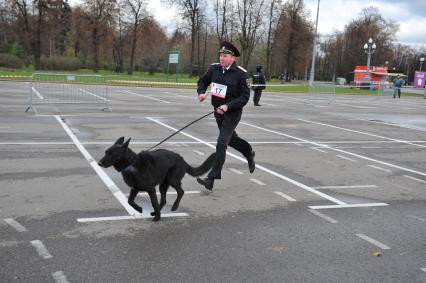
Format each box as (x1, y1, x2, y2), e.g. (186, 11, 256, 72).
(363, 37, 376, 81)
(420, 57, 425, 71)
(309, 0, 320, 84)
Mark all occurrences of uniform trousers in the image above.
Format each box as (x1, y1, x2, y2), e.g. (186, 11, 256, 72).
(207, 111, 252, 179)
(253, 89, 262, 104)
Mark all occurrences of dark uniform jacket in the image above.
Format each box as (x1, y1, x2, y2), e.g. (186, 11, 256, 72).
(197, 62, 250, 113)
(252, 71, 266, 90)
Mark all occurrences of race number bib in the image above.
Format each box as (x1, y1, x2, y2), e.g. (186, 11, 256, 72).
(211, 82, 227, 99)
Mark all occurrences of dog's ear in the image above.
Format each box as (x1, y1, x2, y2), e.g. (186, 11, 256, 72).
(123, 138, 131, 148)
(115, 137, 125, 144)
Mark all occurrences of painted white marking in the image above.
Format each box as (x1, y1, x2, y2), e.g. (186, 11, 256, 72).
(193, 150, 205, 156)
(147, 117, 347, 205)
(309, 203, 388, 210)
(77, 213, 189, 223)
(229, 168, 244, 175)
(4, 218, 28, 232)
(407, 215, 425, 222)
(274, 191, 296, 202)
(32, 87, 44, 99)
(250, 178, 266, 186)
(70, 127, 80, 134)
(334, 102, 377, 109)
(125, 191, 200, 197)
(336, 155, 356, 162)
(356, 233, 390, 250)
(368, 165, 391, 173)
(55, 115, 137, 215)
(298, 119, 426, 149)
(240, 121, 426, 177)
(403, 175, 426, 184)
(123, 90, 171, 103)
(313, 185, 377, 189)
(30, 240, 53, 259)
(295, 143, 303, 147)
(421, 268, 426, 273)
(308, 209, 338, 223)
(52, 271, 69, 283)
(311, 147, 327, 153)
(79, 89, 108, 101)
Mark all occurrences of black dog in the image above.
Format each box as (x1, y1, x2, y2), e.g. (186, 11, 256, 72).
(98, 137, 216, 221)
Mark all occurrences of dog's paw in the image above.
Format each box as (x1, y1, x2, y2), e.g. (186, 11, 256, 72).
(171, 205, 178, 211)
(134, 206, 142, 213)
(152, 214, 161, 222)
(150, 211, 156, 216)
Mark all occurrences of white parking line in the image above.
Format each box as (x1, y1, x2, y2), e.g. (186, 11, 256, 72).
(193, 150, 205, 156)
(52, 271, 69, 283)
(147, 117, 348, 206)
(356, 233, 391, 250)
(298, 119, 426, 149)
(311, 147, 327, 153)
(55, 115, 137, 215)
(79, 89, 108, 101)
(123, 90, 171, 103)
(250, 178, 266, 186)
(125, 191, 200, 197)
(309, 203, 388, 210)
(241, 121, 426, 177)
(30, 240, 53, 259)
(407, 215, 425, 222)
(368, 165, 391, 173)
(32, 87, 44, 99)
(4, 218, 28, 232)
(274, 191, 296, 202)
(308, 209, 338, 223)
(421, 268, 426, 273)
(313, 185, 377, 189)
(77, 213, 189, 223)
(336, 155, 357, 162)
(229, 168, 244, 175)
(403, 175, 426, 184)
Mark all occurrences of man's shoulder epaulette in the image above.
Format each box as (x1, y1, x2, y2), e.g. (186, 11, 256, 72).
(237, 66, 247, 72)
(211, 63, 220, 65)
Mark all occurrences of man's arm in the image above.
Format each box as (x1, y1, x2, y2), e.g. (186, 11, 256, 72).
(197, 65, 213, 96)
(226, 71, 250, 111)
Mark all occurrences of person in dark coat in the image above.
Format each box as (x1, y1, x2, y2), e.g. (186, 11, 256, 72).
(252, 64, 266, 106)
(196, 41, 255, 190)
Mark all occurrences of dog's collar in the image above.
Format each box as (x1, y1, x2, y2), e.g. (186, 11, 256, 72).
(122, 164, 133, 173)
(113, 158, 133, 172)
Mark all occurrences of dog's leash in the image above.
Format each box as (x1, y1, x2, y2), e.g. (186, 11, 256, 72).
(147, 110, 215, 151)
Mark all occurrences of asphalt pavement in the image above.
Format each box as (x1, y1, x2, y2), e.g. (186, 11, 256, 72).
(1, 80, 425, 282)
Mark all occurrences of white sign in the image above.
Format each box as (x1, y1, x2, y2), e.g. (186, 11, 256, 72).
(169, 53, 179, 64)
(210, 82, 227, 99)
(67, 75, 75, 81)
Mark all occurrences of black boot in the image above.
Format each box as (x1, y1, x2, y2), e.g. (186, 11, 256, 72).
(246, 151, 255, 173)
(197, 177, 214, 191)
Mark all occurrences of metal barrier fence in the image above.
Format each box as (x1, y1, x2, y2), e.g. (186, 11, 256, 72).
(26, 73, 110, 112)
(308, 82, 336, 105)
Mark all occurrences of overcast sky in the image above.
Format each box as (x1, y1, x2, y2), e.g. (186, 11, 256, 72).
(70, 0, 426, 49)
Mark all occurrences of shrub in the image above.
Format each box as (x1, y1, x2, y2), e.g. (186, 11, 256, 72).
(0, 53, 23, 68)
(40, 56, 81, 71)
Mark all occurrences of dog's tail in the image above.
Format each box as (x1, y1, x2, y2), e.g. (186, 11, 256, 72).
(186, 153, 216, 177)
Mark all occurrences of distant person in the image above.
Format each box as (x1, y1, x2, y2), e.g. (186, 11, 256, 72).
(251, 65, 266, 106)
(393, 75, 404, 98)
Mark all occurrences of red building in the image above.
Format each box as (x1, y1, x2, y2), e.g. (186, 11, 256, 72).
(354, 66, 388, 89)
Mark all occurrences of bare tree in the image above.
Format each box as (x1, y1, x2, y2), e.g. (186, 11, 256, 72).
(265, 0, 280, 79)
(9, 0, 49, 69)
(170, 0, 204, 77)
(82, 0, 117, 72)
(235, 0, 265, 68)
(122, 0, 147, 75)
